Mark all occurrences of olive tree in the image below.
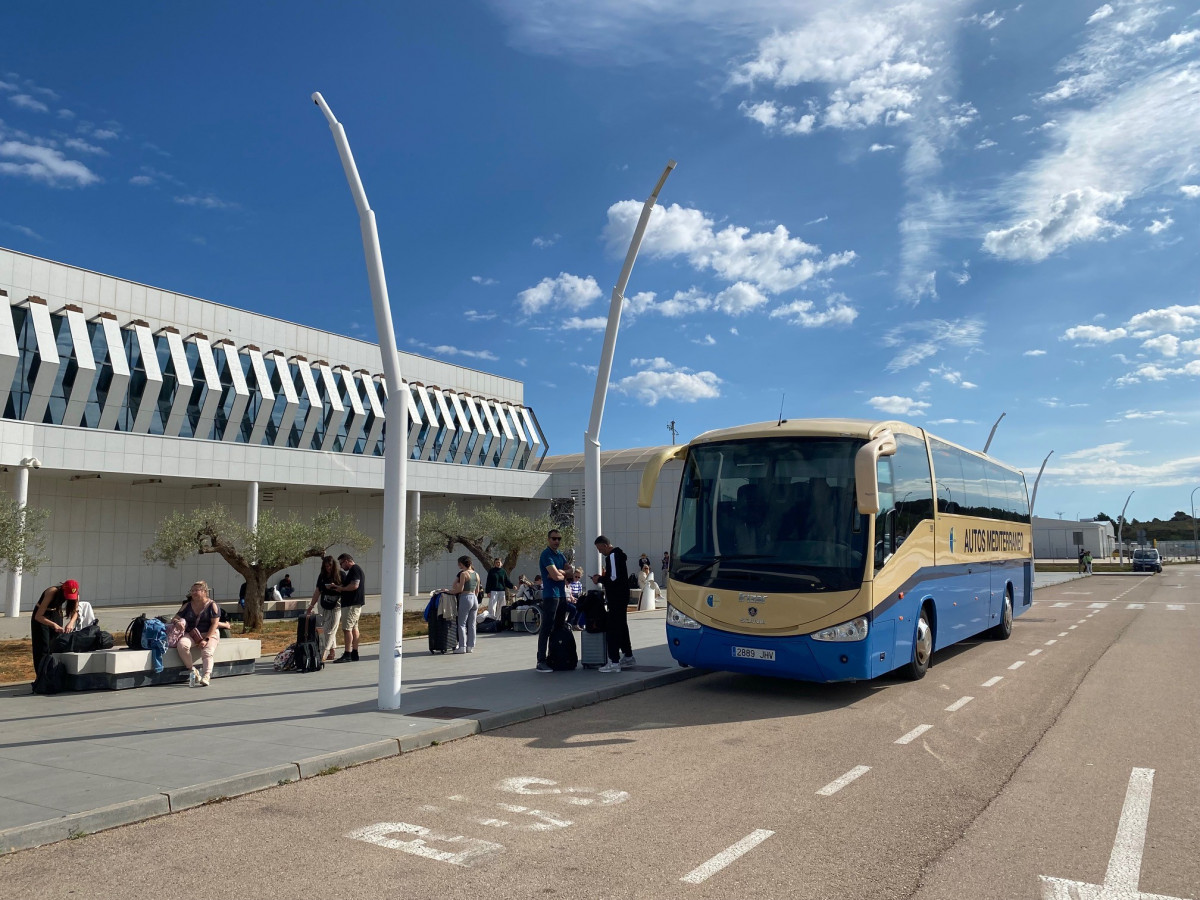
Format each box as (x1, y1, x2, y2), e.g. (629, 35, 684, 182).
(0, 494, 50, 574)
(406, 502, 576, 575)
(145, 503, 372, 630)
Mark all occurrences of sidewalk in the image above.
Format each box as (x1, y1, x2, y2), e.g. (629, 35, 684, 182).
(1, 574, 1093, 855)
(1, 610, 691, 854)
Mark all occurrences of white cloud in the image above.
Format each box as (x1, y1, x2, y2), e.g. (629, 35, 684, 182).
(563, 316, 607, 330)
(614, 359, 721, 406)
(1061, 441, 1136, 460)
(463, 309, 497, 322)
(1142, 334, 1179, 356)
(693, 334, 717, 346)
(882, 318, 984, 371)
(1024, 349, 1047, 356)
(1087, 5, 1114, 25)
(929, 363, 973, 385)
(768, 293, 858, 327)
(1115, 359, 1200, 384)
(1046, 449, 1200, 487)
(129, 175, 154, 186)
(532, 233, 560, 249)
(471, 275, 498, 286)
(604, 200, 854, 295)
(984, 186, 1128, 262)
(411, 340, 499, 362)
(90, 128, 119, 140)
(0, 140, 99, 187)
(63, 137, 107, 156)
(1160, 29, 1200, 52)
(174, 193, 237, 210)
(712, 282, 769, 315)
(868, 395, 931, 415)
(1145, 215, 1173, 234)
(0, 219, 43, 240)
(1061, 324, 1128, 343)
(622, 290, 658, 317)
(517, 272, 602, 315)
(10, 94, 49, 113)
(964, 9, 1004, 29)
(869, 142, 895, 152)
(1180, 184, 1200, 198)
(1126, 305, 1200, 335)
(738, 99, 815, 134)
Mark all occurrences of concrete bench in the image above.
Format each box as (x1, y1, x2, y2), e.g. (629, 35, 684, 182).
(219, 599, 308, 620)
(52, 638, 262, 691)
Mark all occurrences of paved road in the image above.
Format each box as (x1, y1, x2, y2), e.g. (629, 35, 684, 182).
(3, 571, 1196, 900)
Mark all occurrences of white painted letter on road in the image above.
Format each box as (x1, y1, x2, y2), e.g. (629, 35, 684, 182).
(347, 822, 505, 867)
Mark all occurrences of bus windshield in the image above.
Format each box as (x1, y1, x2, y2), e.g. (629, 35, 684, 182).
(671, 437, 868, 593)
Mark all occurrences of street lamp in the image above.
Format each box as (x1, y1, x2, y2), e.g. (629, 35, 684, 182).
(584, 161, 676, 574)
(1190, 485, 1199, 563)
(313, 92, 407, 710)
(4, 457, 41, 618)
(1117, 490, 1134, 568)
(983, 412, 1006, 454)
(1028, 450, 1052, 518)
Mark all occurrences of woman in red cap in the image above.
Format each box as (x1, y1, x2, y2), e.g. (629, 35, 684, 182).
(31, 579, 80, 672)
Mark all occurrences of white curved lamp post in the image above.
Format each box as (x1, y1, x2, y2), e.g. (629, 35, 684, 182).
(313, 92, 407, 710)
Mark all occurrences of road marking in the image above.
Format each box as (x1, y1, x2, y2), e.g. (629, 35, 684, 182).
(1078, 619, 1088, 624)
(486, 804, 573, 831)
(1029, 649, 1043, 656)
(1051, 602, 1073, 607)
(1063, 591, 1094, 595)
(982, 676, 1003, 687)
(1009, 661, 1026, 670)
(895, 724, 933, 744)
(680, 830, 775, 884)
(1069, 625, 1079, 630)
(816, 766, 872, 796)
(1167, 604, 1185, 611)
(1088, 602, 1109, 609)
(1045, 640, 1058, 645)
(945, 696, 974, 712)
(347, 822, 505, 867)
(1059, 632, 1070, 637)
(1039, 768, 1188, 900)
(498, 777, 629, 806)
(1126, 604, 1145, 609)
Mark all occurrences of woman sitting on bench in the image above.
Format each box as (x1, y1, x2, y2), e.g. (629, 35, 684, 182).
(175, 581, 221, 687)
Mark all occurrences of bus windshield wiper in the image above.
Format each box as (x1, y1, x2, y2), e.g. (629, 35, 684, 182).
(676, 554, 770, 581)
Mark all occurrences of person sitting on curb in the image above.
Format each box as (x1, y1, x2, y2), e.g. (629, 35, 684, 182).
(175, 581, 222, 687)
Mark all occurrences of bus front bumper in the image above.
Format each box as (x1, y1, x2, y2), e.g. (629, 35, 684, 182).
(666, 622, 874, 683)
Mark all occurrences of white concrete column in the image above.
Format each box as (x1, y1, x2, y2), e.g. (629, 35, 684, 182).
(4, 459, 37, 618)
(410, 490, 421, 597)
(247, 481, 259, 532)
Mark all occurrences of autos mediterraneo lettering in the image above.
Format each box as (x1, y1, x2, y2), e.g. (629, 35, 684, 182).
(738, 593, 768, 604)
(961, 528, 1025, 553)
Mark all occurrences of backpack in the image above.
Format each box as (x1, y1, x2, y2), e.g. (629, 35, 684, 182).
(125, 614, 147, 649)
(32, 653, 67, 695)
(273, 644, 296, 671)
(546, 624, 578, 671)
(628, 573, 640, 590)
(294, 615, 323, 673)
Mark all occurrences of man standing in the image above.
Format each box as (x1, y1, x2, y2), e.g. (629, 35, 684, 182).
(661, 551, 670, 584)
(333, 553, 365, 662)
(485, 557, 514, 621)
(592, 535, 634, 672)
(535, 529, 569, 673)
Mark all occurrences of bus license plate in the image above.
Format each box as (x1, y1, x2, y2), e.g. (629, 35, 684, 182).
(733, 647, 775, 661)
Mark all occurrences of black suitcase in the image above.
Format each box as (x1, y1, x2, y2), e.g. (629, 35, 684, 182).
(546, 625, 578, 671)
(428, 592, 458, 654)
(580, 629, 607, 668)
(295, 615, 324, 673)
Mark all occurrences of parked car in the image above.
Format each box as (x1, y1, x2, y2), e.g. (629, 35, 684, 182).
(1131, 548, 1163, 573)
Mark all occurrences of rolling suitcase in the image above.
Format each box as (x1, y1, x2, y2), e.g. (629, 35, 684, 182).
(580, 629, 607, 668)
(428, 591, 458, 654)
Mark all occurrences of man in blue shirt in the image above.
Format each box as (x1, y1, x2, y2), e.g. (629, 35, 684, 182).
(536, 529, 569, 672)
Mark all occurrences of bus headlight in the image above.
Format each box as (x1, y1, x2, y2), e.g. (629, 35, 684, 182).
(811, 616, 869, 642)
(666, 603, 702, 630)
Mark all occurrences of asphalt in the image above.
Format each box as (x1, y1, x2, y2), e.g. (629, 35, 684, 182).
(0, 571, 1091, 855)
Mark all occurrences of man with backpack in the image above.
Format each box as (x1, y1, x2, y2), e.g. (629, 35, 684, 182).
(535, 529, 570, 673)
(592, 535, 635, 672)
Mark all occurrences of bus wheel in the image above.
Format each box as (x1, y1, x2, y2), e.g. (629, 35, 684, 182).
(905, 608, 932, 680)
(990, 588, 1013, 640)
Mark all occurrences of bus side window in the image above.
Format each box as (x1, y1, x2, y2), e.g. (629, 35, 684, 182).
(875, 459, 896, 568)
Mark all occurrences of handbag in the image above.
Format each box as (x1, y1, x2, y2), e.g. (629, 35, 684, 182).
(187, 627, 204, 644)
(319, 592, 340, 611)
(166, 618, 186, 648)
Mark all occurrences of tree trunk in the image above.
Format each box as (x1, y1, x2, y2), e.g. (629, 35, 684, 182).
(243, 571, 268, 631)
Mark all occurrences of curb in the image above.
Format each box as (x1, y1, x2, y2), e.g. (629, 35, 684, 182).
(2, 663, 706, 855)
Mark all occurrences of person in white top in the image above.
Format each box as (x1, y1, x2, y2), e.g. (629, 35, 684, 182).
(637, 564, 658, 611)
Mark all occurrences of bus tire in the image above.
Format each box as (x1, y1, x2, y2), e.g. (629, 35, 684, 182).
(904, 606, 933, 680)
(990, 587, 1013, 640)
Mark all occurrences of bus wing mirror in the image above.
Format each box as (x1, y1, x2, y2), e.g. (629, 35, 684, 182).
(855, 431, 897, 515)
(639, 445, 687, 508)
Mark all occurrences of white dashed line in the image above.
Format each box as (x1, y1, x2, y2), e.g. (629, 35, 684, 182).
(1087, 602, 1109, 609)
(1167, 604, 1185, 611)
(680, 830, 776, 884)
(816, 766, 872, 796)
(982, 676, 1003, 687)
(895, 724, 933, 745)
(1077, 619, 1088, 624)
(1008, 661, 1026, 670)
(1029, 649, 1043, 656)
(1126, 604, 1145, 610)
(1051, 602, 1073, 607)
(1045, 640, 1057, 646)
(1059, 632, 1069, 637)
(945, 696, 974, 712)
(1069, 625, 1078, 630)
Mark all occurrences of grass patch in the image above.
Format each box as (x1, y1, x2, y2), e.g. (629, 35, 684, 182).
(67, 828, 86, 840)
(203, 795, 230, 805)
(0, 611, 429, 684)
(317, 765, 342, 776)
(277, 778, 292, 786)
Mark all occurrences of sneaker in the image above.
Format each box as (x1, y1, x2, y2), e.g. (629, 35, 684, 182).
(536, 662, 553, 673)
(453, 648, 467, 654)
(199, 674, 211, 687)
(598, 661, 621, 673)
(466, 648, 475, 653)
(619, 655, 636, 669)
(351, 649, 360, 661)
(187, 666, 199, 687)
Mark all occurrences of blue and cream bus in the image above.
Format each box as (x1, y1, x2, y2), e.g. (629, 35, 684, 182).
(638, 419, 1033, 682)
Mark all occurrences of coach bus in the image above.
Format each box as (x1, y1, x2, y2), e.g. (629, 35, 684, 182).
(638, 419, 1032, 682)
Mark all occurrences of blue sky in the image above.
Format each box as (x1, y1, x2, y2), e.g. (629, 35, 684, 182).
(2, 1, 1199, 525)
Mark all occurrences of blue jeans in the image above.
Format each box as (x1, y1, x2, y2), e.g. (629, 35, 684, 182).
(536, 594, 569, 663)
